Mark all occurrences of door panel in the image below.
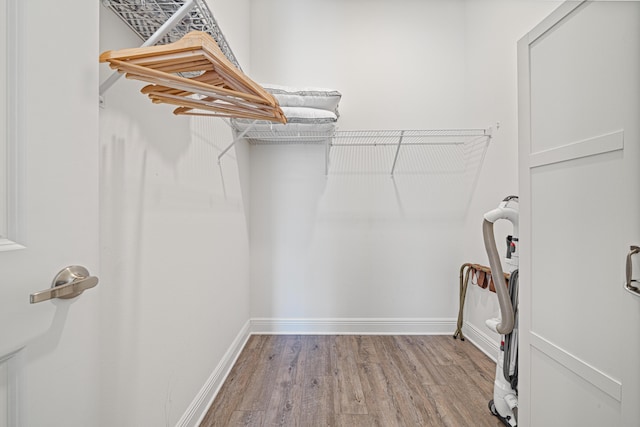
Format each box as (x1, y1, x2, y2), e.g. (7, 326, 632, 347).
(519, 1, 640, 426)
(0, 0, 6, 240)
(530, 347, 620, 426)
(0, 0, 100, 425)
(529, 1, 634, 154)
(531, 150, 623, 378)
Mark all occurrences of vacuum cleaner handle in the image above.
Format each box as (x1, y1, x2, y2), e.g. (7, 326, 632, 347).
(483, 219, 514, 335)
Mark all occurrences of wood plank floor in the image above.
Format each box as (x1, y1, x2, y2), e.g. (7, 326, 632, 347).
(201, 335, 504, 427)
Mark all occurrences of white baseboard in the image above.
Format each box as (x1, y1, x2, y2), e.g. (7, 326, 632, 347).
(462, 320, 499, 362)
(177, 319, 251, 427)
(250, 317, 456, 335)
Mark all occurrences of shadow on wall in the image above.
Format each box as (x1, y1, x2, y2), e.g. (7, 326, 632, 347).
(250, 141, 472, 319)
(195, 119, 247, 204)
(322, 133, 491, 221)
(101, 100, 195, 420)
(99, 127, 148, 421)
(248, 144, 328, 317)
(306, 173, 470, 317)
(99, 108, 251, 424)
(318, 174, 470, 222)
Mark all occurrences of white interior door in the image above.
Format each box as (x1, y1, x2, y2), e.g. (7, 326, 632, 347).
(0, 1, 100, 426)
(518, 1, 640, 426)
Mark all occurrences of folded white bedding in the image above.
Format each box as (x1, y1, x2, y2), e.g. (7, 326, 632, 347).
(231, 106, 337, 137)
(280, 106, 337, 123)
(232, 106, 337, 127)
(261, 83, 342, 116)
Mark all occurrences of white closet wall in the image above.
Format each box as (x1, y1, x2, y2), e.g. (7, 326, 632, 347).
(98, 1, 252, 425)
(248, 0, 560, 335)
(249, 0, 467, 329)
(250, 0, 467, 130)
(461, 0, 561, 355)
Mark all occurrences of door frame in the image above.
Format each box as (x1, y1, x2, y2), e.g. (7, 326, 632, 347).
(0, 350, 19, 427)
(518, 4, 585, 422)
(0, 0, 24, 253)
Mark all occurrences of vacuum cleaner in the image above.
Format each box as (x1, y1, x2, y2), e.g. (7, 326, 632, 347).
(483, 195, 519, 426)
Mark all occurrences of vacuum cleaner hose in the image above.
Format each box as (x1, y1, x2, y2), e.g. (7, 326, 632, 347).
(482, 219, 514, 335)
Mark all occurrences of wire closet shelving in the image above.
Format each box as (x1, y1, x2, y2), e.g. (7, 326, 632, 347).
(242, 128, 493, 177)
(101, 1, 495, 182)
(101, 0, 240, 68)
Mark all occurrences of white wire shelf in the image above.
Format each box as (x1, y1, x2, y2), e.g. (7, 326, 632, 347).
(101, 0, 240, 69)
(333, 129, 489, 145)
(240, 127, 493, 177)
(243, 128, 489, 144)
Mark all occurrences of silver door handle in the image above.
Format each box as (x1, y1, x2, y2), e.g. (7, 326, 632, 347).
(625, 246, 640, 296)
(30, 266, 99, 304)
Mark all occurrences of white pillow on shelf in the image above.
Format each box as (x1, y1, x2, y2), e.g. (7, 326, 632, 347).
(281, 106, 337, 123)
(261, 83, 342, 116)
(232, 106, 337, 127)
(230, 106, 337, 138)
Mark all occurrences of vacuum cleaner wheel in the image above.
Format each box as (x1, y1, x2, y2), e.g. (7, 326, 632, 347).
(488, 399, 514, 427)
(489, 399, 498, 416)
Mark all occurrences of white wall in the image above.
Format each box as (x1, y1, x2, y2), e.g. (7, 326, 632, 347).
(98, 1, 252, 425)
(249, 0, 467, 328)
(248, 0, 560, 336)
(461, 0, 561, 354)
(250, 145, 465, 325)
(250, 0, 467, 130)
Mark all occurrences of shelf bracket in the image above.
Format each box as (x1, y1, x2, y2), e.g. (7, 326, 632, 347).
(99, 0, 197, 97)
(218, 121, 258, 164)
(390, 130, 405, 176)
(325, 136, 332, 176)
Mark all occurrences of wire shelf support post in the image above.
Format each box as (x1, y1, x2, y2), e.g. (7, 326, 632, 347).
(218, 121, 258, 164)
(390, 130, 405, 176)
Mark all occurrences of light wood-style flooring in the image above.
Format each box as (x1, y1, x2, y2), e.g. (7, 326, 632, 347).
(201, 335, 503, 426)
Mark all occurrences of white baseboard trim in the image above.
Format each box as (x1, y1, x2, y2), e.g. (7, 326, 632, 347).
(462, 320, 499, 362)
(177, 319, 251, 427)
(250, 317, 457, 335)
